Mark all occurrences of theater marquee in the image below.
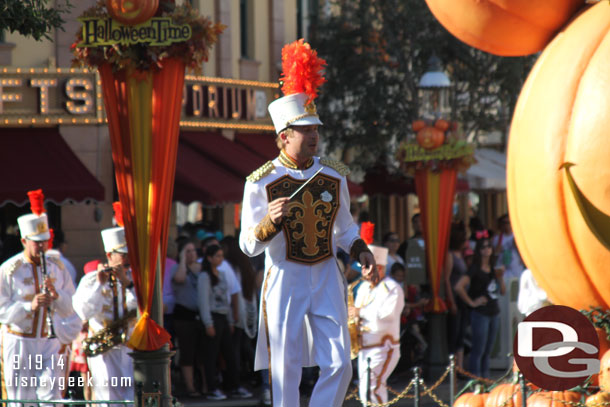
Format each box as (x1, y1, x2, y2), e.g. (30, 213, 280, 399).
(0, 67, 277, 131)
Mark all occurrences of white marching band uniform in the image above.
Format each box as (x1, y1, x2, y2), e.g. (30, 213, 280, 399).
(355, 275, 404, 404)
(240, 152, 363, 407)
(72, 269, 137, 404)
(0, 250, 76, 403)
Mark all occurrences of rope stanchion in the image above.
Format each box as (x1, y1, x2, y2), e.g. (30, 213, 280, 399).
(449, 355, 456, 407)
(414, 367, 421, 407)
(519, 373, 527, 407)
(344, 355, 605, 407)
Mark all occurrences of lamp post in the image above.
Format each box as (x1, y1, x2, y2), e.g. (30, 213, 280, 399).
(417, 55, 453, 380)
(418, 54, 452, 120)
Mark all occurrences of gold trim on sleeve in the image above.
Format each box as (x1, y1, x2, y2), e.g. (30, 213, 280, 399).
(254, 214, 281, 242)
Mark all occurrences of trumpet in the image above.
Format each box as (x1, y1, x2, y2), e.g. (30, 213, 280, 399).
(38, 252, 56, 339)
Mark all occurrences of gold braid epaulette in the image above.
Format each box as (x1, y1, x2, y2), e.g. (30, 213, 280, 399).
(47, 255, 65, 271)
(3, 258, 24, 276)
(320, 157, 350, 176)
(246, 161, 275, 183)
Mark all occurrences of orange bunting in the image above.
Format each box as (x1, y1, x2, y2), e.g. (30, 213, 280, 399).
(360, 221, 375, 245)
(280, 39, 327, 104)
(48, 229, 54, 249)
(27, 189, 45, 216)
(112, 201, 124, 227)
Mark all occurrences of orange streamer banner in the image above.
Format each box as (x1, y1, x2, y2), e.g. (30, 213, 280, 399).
(414, 168, 457, 313)
(98, 58, 185, 350)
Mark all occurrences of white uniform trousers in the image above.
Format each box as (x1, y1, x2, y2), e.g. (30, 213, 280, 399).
(1, 332, 63, 404)
(358, 343, 400, 404)
(263, 264, 352, 407)
(87, 344, 134, 406)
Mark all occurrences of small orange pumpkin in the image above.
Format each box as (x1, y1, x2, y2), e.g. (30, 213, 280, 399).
(424, 0, 584, 56)
(416, 126, 445, 150)
(106, 0, 159, 25)
(590, 328, 610, 387)
(527, 391, 581, 407)
(455, 387, 488, 407)
(508, 2, 610, 311)
(484, 383, 523, 407)
(599, 349, 610, 392)
(586, 392, 610, 407)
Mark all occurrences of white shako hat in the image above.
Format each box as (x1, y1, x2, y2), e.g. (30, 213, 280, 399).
(368, 244, 388, 266)
(268, 93, 323, 134)
(101, 227, 128, 254)
(18, 213, 51, 241)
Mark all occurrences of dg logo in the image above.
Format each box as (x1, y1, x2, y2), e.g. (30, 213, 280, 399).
(513, 305, 600, 390)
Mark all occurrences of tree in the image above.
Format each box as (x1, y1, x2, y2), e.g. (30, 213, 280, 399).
(0, 0, 72, 41)
(309, 0, 536, 172)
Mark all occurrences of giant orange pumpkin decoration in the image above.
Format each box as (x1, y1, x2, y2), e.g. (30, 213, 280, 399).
(507, 2, 610, 311)
(424, 0, 584, 56)
(106, 0, 159, 25)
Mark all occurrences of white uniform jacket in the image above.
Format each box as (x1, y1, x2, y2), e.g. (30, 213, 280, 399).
(355, 276, 404, 348)
(239, 155, 361, 370)
(0, 252, 76, 337)
(72, 270, 137, 335)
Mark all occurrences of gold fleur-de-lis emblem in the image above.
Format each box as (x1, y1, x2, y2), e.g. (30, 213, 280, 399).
(288, 190, 332, 256)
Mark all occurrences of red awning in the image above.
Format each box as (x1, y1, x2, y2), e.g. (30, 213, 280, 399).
(234, 132, 363, 196)
(173, 139, 245, 205)
(181, 132, 267, 178)
(0, 128, 104, 206)
(234, 133, 279, 161)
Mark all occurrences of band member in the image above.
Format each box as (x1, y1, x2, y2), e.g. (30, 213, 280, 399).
(73, 217, 137, 404)
(0, 190, 77, 403)
(351, 245, 404, 404)
(239, 39, 377, 407)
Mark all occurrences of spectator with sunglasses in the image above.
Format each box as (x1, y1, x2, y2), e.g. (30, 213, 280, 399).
(454, 237, 506, 378)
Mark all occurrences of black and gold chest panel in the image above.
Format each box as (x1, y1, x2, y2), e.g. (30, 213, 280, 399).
(266, 173, 341, 265)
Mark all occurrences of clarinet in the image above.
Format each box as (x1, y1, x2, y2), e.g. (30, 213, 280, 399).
(38, 252, 57, 339)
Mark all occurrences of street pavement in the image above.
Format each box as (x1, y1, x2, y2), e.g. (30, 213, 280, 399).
(177, 368, 508, 407)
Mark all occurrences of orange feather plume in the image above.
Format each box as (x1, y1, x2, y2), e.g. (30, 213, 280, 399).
(360, 221, 375, 245)
(280, 39, 327, 104)
(27, 189, 45, 216)
(112, 201, 124, 227)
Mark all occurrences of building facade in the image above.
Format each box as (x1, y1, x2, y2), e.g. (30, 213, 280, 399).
(0, 0, 315, 275)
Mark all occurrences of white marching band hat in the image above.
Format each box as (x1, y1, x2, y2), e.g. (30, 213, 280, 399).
(18, 213, 51, 241)
(368, 244, 389, 267)
(268, 93, 323, 134)
(101, 227, 128, 254)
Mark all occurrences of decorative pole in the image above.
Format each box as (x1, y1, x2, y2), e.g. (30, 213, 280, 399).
(72, 2, 224, 406)
(397, 55, 475, 379)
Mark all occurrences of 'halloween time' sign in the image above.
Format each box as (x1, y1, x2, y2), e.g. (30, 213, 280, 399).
(77, 18, 191, 47)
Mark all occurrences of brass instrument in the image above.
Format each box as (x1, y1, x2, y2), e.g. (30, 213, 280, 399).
(83, 268, 136, 356)
(83, 309, 137, 356)
(38, 252, 56, 339)
(347, 277, 362, 359)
